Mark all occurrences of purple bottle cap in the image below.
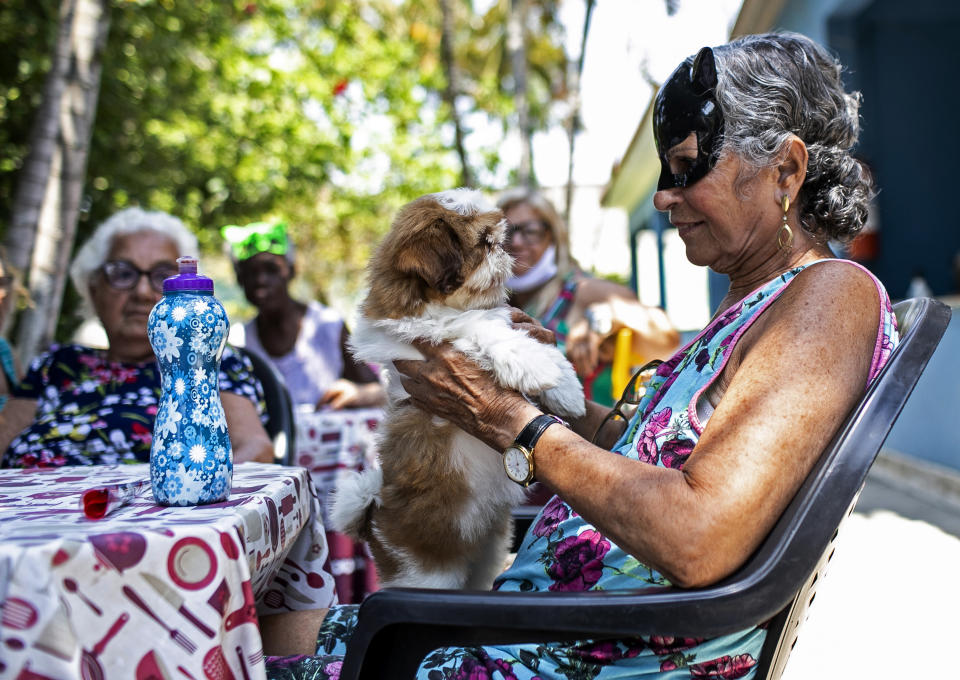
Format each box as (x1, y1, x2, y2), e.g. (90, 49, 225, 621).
(163, 256, 214, 293)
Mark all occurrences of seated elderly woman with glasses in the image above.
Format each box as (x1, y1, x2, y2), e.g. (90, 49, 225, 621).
(0, 207, 274, 468)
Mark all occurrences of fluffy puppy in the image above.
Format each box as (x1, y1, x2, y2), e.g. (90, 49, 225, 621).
(329, 188, 585, 589)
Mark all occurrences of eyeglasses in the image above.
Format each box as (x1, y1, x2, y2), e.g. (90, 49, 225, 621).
(100, 260, 178, 293)
(591, 359, 664, 447)
(506, 220, 549, 245)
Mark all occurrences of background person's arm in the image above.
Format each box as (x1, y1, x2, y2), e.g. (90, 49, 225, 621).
(0, 398, 38, 460)
(223, 392, 274, 463)
(564, 278, 680, 377)
(318, 325, 386, 410)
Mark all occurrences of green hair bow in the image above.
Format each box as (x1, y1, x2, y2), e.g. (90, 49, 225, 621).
(221, 221, 291, 261)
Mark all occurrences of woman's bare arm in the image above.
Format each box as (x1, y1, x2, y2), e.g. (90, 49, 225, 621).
(564, 278, 680, 376)
(223, 392, 275, 463)
(396, 261, 881, 587)
(0, 398, 37, 459)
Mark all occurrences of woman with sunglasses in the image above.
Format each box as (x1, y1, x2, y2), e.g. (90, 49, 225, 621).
(499, 188, 679, 407)
(0, 207, 274, 468)
(261, 33, 900, 680)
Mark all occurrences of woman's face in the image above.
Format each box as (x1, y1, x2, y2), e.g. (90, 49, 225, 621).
(504, 203, 553, 275)
(235, 252, 292, 310)
(652, 133, 781, 275)
(91, 231, 179, 362)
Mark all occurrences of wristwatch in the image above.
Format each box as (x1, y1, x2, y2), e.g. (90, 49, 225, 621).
(502, 414, 563, 486)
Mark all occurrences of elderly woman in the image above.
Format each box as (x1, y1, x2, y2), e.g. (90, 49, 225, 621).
(500, 189, 679, 406)
(264, 33, 898, 679)
(0, 207, 274, 467)
(223, 220, 384, 411)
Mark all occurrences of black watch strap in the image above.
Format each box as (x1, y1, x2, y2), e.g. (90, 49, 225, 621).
(515, 414, 562, 450)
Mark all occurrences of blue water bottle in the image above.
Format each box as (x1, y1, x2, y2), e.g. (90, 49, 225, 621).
(148, 255, 232, 506)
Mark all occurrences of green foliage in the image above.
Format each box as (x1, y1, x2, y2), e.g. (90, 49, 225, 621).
(0, 0, 60, 217)
(1, 0, 570, 337)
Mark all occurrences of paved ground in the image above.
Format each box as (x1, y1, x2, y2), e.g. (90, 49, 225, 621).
(781, 451, 960, 679)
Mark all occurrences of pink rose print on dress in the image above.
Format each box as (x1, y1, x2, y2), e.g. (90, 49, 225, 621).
(532, 496, 569, 538)
(323, 660, 342, 678)
(659, 438, 694, 470)
(547, 529, 610, 591)
(694, 347, 711, 372)
(649, 635, 703, 655)
(452, 657, 499, 679)
(689, 653, 757, 678)
(573, 638, 646, 663)
(636, 407, 672, 465)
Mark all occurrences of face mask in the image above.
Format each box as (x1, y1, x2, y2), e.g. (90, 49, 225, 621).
(507, 244, 557, 293)
(653, 46, 725, 191)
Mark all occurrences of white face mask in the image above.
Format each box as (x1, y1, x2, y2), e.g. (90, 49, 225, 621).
(507, 244, 557, 293)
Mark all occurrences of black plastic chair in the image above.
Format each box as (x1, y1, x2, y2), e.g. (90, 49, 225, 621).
(233, 345, 297, 466)
(337, 297, 951, 680)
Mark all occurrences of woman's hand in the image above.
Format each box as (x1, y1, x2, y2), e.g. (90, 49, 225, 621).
(393, 341, 540, 452)
(508, 308, 556, 347)
(316, 379, 385, 410)
(564, 318, 602, 377)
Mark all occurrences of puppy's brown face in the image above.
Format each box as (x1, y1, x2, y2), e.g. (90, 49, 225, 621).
(363, 191, 513, 319)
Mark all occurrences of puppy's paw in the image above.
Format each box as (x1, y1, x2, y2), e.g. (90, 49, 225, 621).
(539, 362, 586, 417)
(484, 339, 566, 393)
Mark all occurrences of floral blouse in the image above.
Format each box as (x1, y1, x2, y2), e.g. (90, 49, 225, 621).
(1, 344, 266, 469)
(265, 259, 899, 680)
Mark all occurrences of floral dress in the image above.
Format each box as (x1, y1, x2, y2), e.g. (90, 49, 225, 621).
(265, 259, 898, 680)
(0, 344, 266, 468)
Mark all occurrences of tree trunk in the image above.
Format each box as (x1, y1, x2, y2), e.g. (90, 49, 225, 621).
(508, 0, 532, 187)
(564, 0, 594, 225)
(438, 0, 474, 188)
(4, 0, 110, 365)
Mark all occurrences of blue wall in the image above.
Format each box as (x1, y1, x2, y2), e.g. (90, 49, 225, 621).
(884, 305, 960, 469)
(829, 0, 960, 298)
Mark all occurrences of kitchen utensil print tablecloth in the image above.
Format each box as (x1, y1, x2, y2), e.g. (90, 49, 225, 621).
(0, 463, 335, 680)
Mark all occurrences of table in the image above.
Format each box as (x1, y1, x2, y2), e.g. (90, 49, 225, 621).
(293, 407, 382, 603)
(0, 463, 335, 680)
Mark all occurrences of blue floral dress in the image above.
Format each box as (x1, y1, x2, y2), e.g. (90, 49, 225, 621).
(0, 344, 266, 468)
(265, 259, 898, 680)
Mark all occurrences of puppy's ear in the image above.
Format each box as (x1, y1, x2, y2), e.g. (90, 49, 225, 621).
(395, 219, 464, 295)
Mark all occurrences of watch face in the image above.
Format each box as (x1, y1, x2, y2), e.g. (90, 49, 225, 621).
(503, 446, 531, 484)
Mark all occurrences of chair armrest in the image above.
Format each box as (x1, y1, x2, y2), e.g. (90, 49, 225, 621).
(340, 579, 791, 680)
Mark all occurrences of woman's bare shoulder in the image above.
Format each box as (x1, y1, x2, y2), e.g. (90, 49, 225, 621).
(781, 259, 881, 320)
(747, 258, 881, 370)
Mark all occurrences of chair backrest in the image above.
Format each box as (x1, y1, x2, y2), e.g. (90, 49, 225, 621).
(233, 346, 296, 465)
(338, 298, 951, 680)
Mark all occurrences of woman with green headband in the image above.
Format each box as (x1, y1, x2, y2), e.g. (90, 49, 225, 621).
(222, 221, 385, 411)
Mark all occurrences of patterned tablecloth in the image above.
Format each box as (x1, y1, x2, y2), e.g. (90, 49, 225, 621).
(0, 463, 336, 680)
(293, 407, 382, 603)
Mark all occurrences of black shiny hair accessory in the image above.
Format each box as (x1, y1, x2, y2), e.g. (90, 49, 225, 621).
(653, 46, 725, 191)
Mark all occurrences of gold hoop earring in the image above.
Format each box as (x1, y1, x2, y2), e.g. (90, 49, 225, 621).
(777, 195, 794, 251)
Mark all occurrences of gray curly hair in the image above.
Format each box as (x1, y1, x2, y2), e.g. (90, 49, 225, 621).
(712, 32, 873, 241)
(70, 207, 198, 307)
